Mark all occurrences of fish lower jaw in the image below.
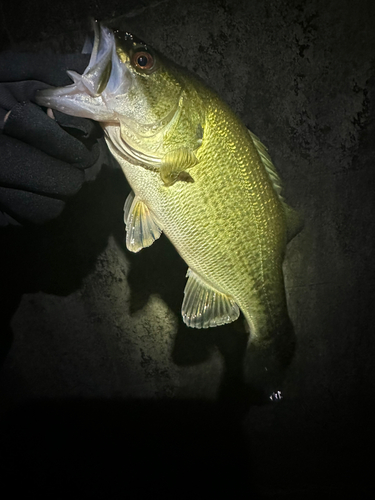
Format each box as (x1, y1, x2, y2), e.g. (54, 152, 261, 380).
(36, 85, 117, 121)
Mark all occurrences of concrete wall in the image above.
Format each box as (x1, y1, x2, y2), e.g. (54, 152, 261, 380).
(1, 0, 374, 497)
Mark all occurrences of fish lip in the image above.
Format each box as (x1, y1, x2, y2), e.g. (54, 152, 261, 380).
(77, 22, 135, 97)
(82, 22, 119, 96)
(35, 22, 179, 148)
(35, 23, 131, 120)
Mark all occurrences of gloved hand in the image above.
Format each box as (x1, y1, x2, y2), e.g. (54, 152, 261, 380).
(0, 51, 104, 226)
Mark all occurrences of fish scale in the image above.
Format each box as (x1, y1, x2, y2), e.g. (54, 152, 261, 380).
(108, 84, 288, 337)
(36, 23, 301, 340)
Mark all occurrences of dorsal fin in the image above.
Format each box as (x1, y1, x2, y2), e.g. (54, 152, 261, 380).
(248, 130, 284, 199)
(182, 269, 240, 328)
(248, 129, 303, 242)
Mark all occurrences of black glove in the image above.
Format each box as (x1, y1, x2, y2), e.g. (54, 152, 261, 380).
(0, 51, 104, 226)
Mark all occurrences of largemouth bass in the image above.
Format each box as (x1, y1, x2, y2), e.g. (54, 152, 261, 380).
(36, 23, 301, 347)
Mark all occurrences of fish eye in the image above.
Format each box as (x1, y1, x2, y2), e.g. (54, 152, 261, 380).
(132, 51, 155, 71)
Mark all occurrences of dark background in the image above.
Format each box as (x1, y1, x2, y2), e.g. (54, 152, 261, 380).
(1, 0, 374, 497)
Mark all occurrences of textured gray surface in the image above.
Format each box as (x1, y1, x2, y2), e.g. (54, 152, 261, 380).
(1, 0, 374, 497)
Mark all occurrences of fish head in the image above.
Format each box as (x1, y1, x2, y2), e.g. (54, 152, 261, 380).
(36, 23, 185, 156)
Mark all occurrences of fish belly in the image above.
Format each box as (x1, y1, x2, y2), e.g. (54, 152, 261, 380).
(107, 122, 288, 339)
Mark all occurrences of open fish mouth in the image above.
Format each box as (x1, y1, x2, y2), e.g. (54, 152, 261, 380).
(36, 23, 131, 121)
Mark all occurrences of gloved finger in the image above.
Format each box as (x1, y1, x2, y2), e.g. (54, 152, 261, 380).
(0, 81, 51, 116)
(53, 109, 102, 141)
(0, 134, 84, 197)
(83, 136, 111, 182)
(0, 53, 90, 86)
(3, 102, 100, 168)
(0, 187, 66, 225)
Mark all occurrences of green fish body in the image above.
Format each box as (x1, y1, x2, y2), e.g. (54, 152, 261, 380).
(36, 24, 301, 344)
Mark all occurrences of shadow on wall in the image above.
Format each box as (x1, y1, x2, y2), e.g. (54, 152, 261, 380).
(0, 165, 129, 365)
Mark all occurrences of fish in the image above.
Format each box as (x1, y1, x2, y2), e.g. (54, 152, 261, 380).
(36, 23, 302, 348)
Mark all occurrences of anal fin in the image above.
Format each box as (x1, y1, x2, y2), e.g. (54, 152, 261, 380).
(182, 269, 240, 328)
(124, 191, 162, 253)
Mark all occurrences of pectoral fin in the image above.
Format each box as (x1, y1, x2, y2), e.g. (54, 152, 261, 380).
(124, 191, 162, 253)
(160, 148, 198, 187)
(182, 269, 240, 328)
